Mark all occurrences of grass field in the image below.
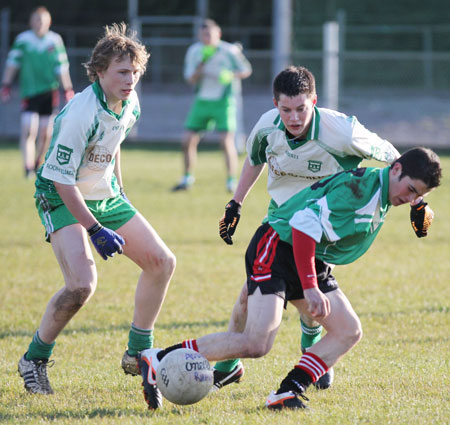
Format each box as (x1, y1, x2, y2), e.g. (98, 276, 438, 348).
(0, 144, 449, 425)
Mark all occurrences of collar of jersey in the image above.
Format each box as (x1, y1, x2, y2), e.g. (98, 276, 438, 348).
(92, 80, 130, 120)
(274, 106, 320, 150)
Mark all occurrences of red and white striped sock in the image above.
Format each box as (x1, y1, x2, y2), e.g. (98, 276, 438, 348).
(295, 352, 328, 383)
(182, 339, 199, 352)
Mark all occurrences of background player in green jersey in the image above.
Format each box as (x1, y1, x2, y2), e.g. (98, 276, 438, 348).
(140, 147, 441, 410)
(17, 24, 175, 411)
(216, 65, 402, 391)
(1, 7, 74, 177)
(172, 19, 252, 193)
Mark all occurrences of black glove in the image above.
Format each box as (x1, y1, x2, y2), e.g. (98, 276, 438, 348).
(219, 200, 241, 245)
(410, 200, 434, 238)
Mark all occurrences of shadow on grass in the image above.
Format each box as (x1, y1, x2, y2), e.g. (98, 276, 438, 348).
(0, 407, 159, 421)
(358, 304, 449, 317)
(0, 319, 228, 340)
(373, 335, 450, 346)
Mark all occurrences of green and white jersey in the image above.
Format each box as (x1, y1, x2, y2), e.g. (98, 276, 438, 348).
(267, 166, 391, 265)
(184, 40, 251, 100)
(247, 107, 399, 208)
(6, 29, 69, 99)
(36, 81, 140, 201)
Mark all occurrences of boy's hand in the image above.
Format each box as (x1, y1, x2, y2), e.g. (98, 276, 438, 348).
(410, 200, 434, 238)
(219, 200, 241, 245)
(304, 287, 330, 319)
(88, 223, 125, 260)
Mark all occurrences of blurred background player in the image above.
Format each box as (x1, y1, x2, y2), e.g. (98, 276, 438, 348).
(172, 19, 252, 192)
(216, 65, 402, 391)
(0, 6, 74, 178)
(17, 24, 175, 408)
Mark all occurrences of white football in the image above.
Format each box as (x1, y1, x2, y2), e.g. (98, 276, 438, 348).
(156, 348, 213, 405)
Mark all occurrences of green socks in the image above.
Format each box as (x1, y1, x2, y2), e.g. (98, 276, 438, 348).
(300, 319, 323, 350)
(214, 358, 241, 373)
(127, 324, 153, 356)
(26, 330, 55, 360)
(25, 325, 155, 361)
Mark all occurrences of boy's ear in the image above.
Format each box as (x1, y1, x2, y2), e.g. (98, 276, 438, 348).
(391, 161, 402, 177)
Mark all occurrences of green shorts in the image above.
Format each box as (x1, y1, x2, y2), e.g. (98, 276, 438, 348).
(35, 193, 137, 241)
(184, 97, 236, 132)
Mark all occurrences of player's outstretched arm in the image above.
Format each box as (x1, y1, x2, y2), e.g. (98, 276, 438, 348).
(219, 158, 265, 245)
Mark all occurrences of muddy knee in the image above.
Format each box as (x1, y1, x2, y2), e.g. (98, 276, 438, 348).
(53, 287, 93, 322)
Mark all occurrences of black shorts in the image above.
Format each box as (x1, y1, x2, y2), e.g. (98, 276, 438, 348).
(246, 223, 338, 305)
(21, 90, 59, 115)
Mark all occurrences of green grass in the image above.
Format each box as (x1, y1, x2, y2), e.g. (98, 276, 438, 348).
(0, 144, 449, 425)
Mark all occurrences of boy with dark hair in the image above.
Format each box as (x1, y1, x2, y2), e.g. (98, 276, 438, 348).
(217, 65, 404, 391)
(141, 147, 441, 410)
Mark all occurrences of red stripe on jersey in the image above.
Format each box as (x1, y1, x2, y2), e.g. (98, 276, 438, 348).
(182, 339, 199, 352)
(251, 227, 280, 281)
(295, 352, 328, 382)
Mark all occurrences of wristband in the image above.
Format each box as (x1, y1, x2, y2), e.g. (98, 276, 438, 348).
(87, 222, 102, 237)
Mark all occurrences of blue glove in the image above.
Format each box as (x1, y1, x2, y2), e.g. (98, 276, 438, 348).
(88, 223, 125, 260)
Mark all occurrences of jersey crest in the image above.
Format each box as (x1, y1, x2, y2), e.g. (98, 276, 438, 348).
(56, 144, 73, 165)
(308, 160, 322, 173)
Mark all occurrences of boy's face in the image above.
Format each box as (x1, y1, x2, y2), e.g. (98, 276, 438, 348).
(388, 162, 431, 206)
(30, 11, 51, 37)
(274, 93, 317, 139)
(97, 55, 141, 106)
(200, 26, 221, 46)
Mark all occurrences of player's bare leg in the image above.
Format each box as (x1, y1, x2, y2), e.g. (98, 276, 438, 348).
(299, 289, 362, 366)
(210, 282, 248, 389)
(35, 114, 54, 170)
(266, 289, 361, 409)
(117, 212, 176, 330)
(38, 224, 98, 343)
(118, 212, 175, 409)
(173, 131, 200, 190)
(227, 283, 248, 333)
(20, 111, 39, 176)
(182, 131, 201, 176)
(196, 288, 284, 361)
(220, 131, 238, 192)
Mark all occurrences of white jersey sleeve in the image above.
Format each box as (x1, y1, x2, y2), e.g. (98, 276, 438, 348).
(183, 42, 202, 81)
(318, 108, 400, 164)
(41, 92, 94, 185)
(246, 109, 280, 166)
